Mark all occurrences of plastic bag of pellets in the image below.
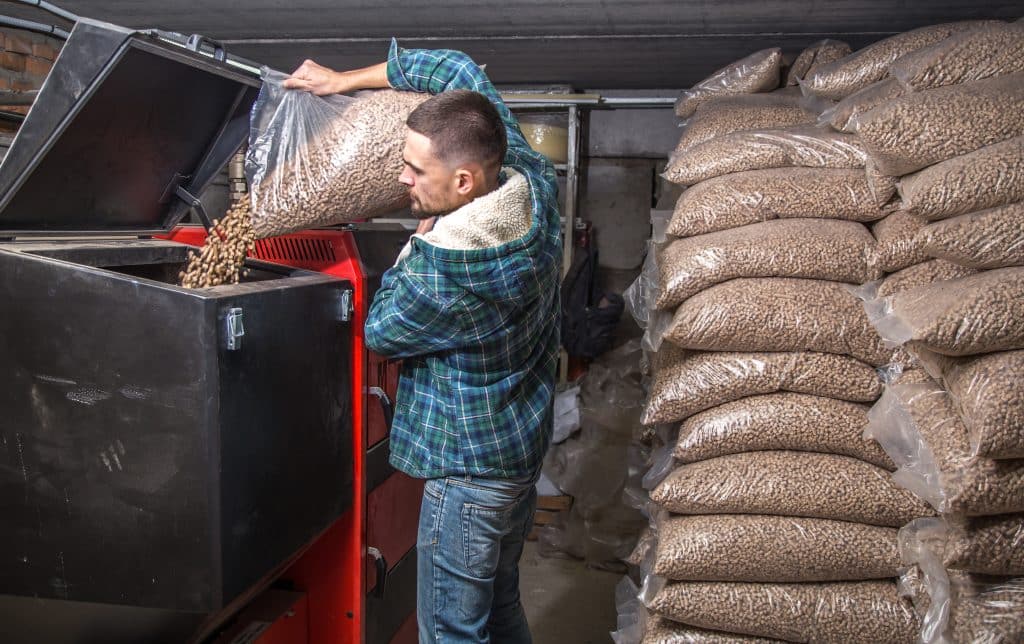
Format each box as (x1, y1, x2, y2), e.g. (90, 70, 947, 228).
(673, 48, 783, 118)
(246, 68, 427, 238)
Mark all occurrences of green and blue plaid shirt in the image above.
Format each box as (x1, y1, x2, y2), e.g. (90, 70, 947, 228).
(364, 39, 562, 479)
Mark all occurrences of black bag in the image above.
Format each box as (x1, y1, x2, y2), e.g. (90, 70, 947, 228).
(560, 246, 624, 359)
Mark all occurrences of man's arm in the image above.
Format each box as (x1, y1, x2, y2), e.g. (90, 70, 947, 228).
(282, 60, 388, 95)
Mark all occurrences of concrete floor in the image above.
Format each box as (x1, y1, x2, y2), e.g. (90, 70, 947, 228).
(519, 540, 621, 644)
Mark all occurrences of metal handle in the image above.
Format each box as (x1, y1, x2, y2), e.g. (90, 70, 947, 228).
(186, 34, 227, 61)
(368, 386, 394, 431)
(367, 546, 388, 599)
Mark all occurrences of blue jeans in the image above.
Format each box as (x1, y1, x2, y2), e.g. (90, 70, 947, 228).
(417, 474, 537, 643)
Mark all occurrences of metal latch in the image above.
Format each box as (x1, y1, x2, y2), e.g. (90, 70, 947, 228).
(223, 307, 245, 350)
(338, 289, 353, 322)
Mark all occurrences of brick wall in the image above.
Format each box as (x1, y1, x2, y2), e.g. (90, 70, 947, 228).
(0, 28, 62, 128)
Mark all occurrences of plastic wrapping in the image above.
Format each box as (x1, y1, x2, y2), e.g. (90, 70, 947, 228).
(673, 91, 815, 153)
(655, 219, 878, 310)
(653, 513, 900, 582)
(665, 277, 893, 366)
(822, 77, 907, 133)
(625, 238, 673, 354)
(867, 267, 1024, 356)
(612, 576, 646, 644)
(922, 349, 1024, 459)
(642, 347, 882, 425)
(871, 211, 930, 273)
(667, 167, 893, 238)
(876, 260, 977, 298)
(642, 617, 783, 644)
(899, 518, 1024, 643)
(944, 514, 1024, 575)
(675, 392, 893, 469)
(800, 21, 994, 100)
(890, 21, 1024, 91)
(918, 203, 1024, 270)
(865, 158, 899, 208)
(650, 450, 933, 526)
(864, 376, 1024, 516)
(898, 136, 1024, 222)
(552, 384, 581, 443)
(674, 48, 783, 118)
(663, 125, 866, 186)
(786, 39, 853, 86)
(247, 71, 427, 238)
(852, 72, 1024, 177)
(648, 580, 920, 643)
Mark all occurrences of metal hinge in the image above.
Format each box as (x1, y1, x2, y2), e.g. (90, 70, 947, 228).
(338, 289, 353, 322)
(222, 307, 245, 351)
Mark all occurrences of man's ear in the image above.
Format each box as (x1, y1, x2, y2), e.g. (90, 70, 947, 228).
(454, 167, 475, 196)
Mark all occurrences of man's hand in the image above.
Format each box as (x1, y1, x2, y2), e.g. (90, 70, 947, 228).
(283, 60, 390, 96)
(416, 217, 437, 235)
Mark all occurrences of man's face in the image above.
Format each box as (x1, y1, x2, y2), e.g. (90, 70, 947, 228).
(399, 131, 462, 219)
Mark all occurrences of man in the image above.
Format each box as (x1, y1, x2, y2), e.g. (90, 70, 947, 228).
(286, 40, 561, 643)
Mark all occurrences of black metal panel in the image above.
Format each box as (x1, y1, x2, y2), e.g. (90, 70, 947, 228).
(366, 438, 395, 494)
(0, 244, 353, 622)
(0, 20, 260, 236)
(366, 548, 418, 644)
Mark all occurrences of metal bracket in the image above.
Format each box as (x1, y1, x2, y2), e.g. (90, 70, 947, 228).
(223, 307, 245, 351)
(338, 289, 353, 322)
(175, 184, 215, 232)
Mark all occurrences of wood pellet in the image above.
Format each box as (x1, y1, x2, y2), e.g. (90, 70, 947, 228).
(898, 136, 1024, 222)
(890, 21, 1024, 91)
(643, 616, 784, 644)
(250, 90, 428, 238)
(673, 91, 815, 153)
(653, 514, 901, 582)
(179, 199, 256, 289)
(785, 39, 852, 86)
(675, 392, 894, 469)
(666, 277, 893, 366)
(655, 219, 879, 310)
(871, 210, 929, 273)
(853, 72, 1024, 177)
(667, 167, 893, 238)
(943, 514, 1024, 575)
(824, 77, 906, 133)
(918, 202, 1024, 270)
(648, 580, 920, 643)
(663, 125, 866, 186)
(642, 347, 883, 425)
(650, 450, 933, 526)
(801, 21, 993, 99)
(876, 259, 977, 298)
(674, 48, 783, 118)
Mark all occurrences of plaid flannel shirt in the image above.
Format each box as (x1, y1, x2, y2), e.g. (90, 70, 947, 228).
(364, 39, 562, 479)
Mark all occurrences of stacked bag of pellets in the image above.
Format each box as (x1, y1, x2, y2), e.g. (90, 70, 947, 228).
(801, 19, 1024, 642)
(610, 42, 960, 644)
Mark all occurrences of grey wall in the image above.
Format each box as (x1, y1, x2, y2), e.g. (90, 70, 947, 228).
(6, 1, 1019, 89)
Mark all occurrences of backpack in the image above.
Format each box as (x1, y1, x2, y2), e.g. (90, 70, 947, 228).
(560, 245, 624, 359)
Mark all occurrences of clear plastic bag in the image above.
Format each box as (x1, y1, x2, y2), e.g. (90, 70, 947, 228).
(876, 260, 978, 298)
(674, 48, 783, 118)
(653, 513, 900, 582)
(675, 392, 893, 469)
(899, 518, 1024, 643)
(864, 375, 1024, 515)
(891, 21, 1024, 91)
(648, 579, 920, 643)
(852, 72, 1024, 177)
(821, 77, 906, 133)
(898, 136, 1024, 222)
(943, 514, 1024, 575)
(867, 267, 1024, 356)
(865, 158, 899, 208)
(650, 450, 933, 526)
(247, 70, 427, 238)
(919, 349, 1024, 459)
(800, 21, 995, 100)
(871, 211, 930, 273)
(662, 125, 866, 186)
(665, 277, 893, 366)
(625, 238, 672, 354)
(667, 167, 892, 238)
(786, 39, 853, 86)
(673, 91, 815, 153)
(642, 347, 882, 425)
(642, 616, 783, 644)
(612, 576, 646, 644)
(918, 202, 1024, 270)
(655, 219, 878, 310)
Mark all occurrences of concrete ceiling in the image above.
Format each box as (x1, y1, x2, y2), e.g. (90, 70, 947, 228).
(3, 1, 1020, 89)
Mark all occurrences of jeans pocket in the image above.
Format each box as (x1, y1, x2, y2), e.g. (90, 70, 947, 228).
(461, 498, 517, 579)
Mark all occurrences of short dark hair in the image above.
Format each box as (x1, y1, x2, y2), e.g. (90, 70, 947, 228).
(406, 90, 507, 170)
